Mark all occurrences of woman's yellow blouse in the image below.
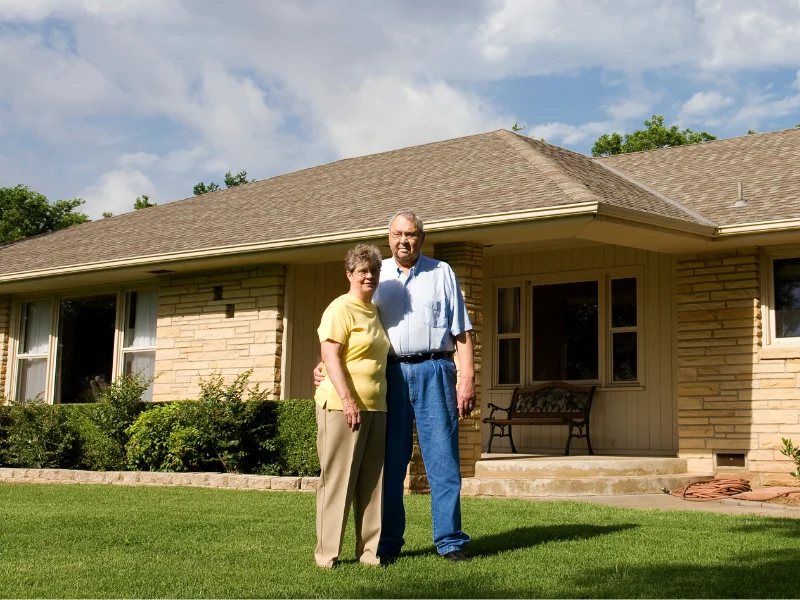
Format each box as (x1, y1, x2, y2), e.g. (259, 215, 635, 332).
(315, 294, 390, 412)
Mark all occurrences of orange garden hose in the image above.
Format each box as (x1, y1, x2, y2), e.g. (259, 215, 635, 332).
(669, 478, 751, 501)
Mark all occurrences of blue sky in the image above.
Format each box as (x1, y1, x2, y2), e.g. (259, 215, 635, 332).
(1, 0, 799, 219)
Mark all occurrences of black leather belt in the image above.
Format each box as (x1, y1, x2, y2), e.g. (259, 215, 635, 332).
(388, 352, 453, 364)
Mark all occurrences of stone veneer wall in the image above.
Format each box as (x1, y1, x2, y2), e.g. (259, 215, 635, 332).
(0, 296, 11, 399)
(400, 242, 484, 491)
(677, 248, 797, 485)
(152, 265, 285, 401)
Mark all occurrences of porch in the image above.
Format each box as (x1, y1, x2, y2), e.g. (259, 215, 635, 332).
(461, 453, 713, 497)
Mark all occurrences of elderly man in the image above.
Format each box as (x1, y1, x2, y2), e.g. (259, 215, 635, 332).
(315, 210, 476, 563)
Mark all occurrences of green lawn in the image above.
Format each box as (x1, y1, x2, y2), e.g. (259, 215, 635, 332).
(1, 483, 799, 598)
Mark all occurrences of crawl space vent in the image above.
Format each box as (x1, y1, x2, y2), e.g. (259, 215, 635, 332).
(716, 453, 746, 468)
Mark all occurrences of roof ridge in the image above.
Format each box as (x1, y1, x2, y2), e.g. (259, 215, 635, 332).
(492, 130, 599, 205)
(594, 160, 717, 226)
(595, 125, 800, 160)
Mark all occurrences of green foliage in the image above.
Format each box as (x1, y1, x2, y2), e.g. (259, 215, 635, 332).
(0, 185, 89, 244)
(591, 115, 716, 157)
(193, 181, 221, 196)
(0, 401, 81, 468)
(781, 438, 800, 479)
(126, 402, 201, 472)
(1, 373, 317, 476)
(511, 121, 526, 132)
(271, 399, 319, 476)
(223, 169, 253, 188)
(102, 211, 113, 218)
(747, 129, 757, 135)
(194, 169, 253, 196)
(194, 371, 270, 473)
(133, 194, 157, 210)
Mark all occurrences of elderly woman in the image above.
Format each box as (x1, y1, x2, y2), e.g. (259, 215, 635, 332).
(314, 244, 390, 569)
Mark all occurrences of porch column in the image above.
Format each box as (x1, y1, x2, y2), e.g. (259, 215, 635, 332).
(152, 264, 285, 401)
(435, 242, 484, 478)
(0, 296, 11, 398)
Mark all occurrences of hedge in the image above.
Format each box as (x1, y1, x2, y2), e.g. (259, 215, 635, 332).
(0, 373, 319, 477)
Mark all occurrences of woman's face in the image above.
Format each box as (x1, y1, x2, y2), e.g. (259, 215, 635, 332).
(347, 262, 381, 296)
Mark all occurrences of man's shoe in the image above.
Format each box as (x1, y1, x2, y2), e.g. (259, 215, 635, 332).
(379, 553, 399, 567)
(441, 550, 469, 562)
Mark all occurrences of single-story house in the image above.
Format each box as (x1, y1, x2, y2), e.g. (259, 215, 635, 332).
(2, 128, 800, 486)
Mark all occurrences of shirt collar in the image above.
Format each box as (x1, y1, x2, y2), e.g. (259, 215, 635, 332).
(393, 254, 427, 278)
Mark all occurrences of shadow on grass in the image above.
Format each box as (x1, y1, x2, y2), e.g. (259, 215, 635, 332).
(401, 523, 638, 559)
(729, 517, 800, 538)
(565, 549, 800, 599)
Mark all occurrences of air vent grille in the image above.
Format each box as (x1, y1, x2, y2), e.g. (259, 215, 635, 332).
(716, 453, 746, 468)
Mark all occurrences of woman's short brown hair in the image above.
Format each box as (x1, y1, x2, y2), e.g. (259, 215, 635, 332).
(345, 244, 383, 274)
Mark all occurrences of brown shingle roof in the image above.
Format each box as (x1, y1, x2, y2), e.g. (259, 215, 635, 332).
(0, 130, 691, 278)
(596, 126, 800, 226)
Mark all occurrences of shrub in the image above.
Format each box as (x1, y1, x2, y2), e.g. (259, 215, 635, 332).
(194, 371, 271, 473)
(781, 438, 800, 480)
(271, 399, 319, 477)
(126, 402, 202, 472)
(0, 401, 81, 469)
(93, 373, 151, 446)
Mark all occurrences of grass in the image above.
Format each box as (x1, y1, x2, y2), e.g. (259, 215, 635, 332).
(1, 483, 799, 598)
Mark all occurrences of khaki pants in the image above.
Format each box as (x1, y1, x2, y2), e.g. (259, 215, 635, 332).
(315, 405, 386, 568)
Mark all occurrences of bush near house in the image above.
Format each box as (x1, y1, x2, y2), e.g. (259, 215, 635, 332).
(0, 372, 319, 477)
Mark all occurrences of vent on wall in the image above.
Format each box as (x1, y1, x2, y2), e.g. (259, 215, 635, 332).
(716, 453, 746, 468)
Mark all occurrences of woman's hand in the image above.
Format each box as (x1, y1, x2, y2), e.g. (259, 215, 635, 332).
(341, 397, 361, 432)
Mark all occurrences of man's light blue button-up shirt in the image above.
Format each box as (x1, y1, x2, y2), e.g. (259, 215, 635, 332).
(372, 255, 472, 355)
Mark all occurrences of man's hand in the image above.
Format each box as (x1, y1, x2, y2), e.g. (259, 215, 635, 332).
(313, 361, 324, 388)
(342, 398, 361, 432)
(455, 331, 476, 418)
(457, 378, 476, 418)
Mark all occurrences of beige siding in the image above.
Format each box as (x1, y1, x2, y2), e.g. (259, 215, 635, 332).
(284, 261, 348, 399)
(484, 244, 677, 455)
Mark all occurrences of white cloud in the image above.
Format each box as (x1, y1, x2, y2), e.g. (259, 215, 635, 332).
(793, 70, 800, 90)
(679, 91, 736, 118)
(527, 120, 611, 145)
(80, 168, 156, 218)
(731, 92, 800, 127)
(322, 76, 510, 157)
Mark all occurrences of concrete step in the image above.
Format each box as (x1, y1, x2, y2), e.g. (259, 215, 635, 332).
(461, 473, 715, 497)
(475, 456, 690, 479)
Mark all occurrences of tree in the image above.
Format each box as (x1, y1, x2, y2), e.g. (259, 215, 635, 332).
(133, 194, 156, 210)
(511, 122, 526, 132)
(748, 129, 757, 135)
(591, 115, 716, 157)
(0, 185, 89, 245)
(193, 169, 253, 196)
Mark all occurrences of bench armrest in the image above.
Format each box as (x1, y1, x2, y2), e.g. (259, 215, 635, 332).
(486, 403, 511, 419)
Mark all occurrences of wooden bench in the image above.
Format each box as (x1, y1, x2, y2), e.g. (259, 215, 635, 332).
(483, 383, 597, 455)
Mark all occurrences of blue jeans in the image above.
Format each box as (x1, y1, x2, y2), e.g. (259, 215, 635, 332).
(378, 358, 471, 556)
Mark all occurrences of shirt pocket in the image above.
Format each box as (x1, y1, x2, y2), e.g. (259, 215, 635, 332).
(423, 301, 448, 329)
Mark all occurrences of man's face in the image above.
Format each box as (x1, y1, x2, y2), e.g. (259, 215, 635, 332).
(389, 215, 424, 265)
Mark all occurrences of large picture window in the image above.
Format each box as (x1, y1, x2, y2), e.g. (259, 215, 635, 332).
(7, 290, 157, 404)
(532, 281, 599, 381)
(492, 269, 642, 389)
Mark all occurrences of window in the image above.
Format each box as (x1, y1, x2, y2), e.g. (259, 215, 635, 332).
(610, 278, 638, 382)
(496, 287, 521, 385)
(7, 290, 157, 404)
(532, 281, 599, 381)
(121, 291, 158, 402)
(15, 301, 52, 402)
(773, 258, 800, 339)
(55, 295, 117, 403)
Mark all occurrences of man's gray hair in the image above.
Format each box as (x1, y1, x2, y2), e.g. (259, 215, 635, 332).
(344, 244, 383, 274)
(389, 209, 424, 234)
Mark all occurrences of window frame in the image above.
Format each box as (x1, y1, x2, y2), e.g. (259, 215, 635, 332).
(762, 249, 800, 348)
(494, 285, 525, 388)
(488, 266, 644, 392)
(4, 283, 158, 404)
